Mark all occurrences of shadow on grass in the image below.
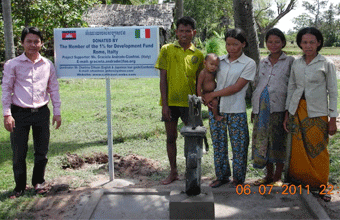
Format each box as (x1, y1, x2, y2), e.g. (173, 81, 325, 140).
(0, 127, 167, 167)
(0, 140, 108, 167)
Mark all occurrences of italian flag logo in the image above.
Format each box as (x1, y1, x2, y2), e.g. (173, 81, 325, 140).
(135, 29, 151, 39)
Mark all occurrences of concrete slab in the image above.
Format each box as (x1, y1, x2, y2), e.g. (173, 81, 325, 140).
(300, 190, 331, 220)
(169, 189, 214, 219)
(76, 180, 330, 220)
(212, 187, 313, 219)
(90, 189, 169, 219)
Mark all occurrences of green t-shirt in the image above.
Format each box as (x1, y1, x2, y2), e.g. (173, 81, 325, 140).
(155, 41, 204, 107)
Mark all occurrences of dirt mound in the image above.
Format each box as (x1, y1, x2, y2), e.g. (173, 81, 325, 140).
(113, 154, 161, 177)
(62, 152, 161, 177)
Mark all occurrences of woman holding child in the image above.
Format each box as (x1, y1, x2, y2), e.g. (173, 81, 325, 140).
(203, 28, 256, 188)
(251, 28, 294, 187)
(284, 27, 338, 201)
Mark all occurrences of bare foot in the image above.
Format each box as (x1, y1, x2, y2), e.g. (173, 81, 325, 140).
(160, 174, 179, 185)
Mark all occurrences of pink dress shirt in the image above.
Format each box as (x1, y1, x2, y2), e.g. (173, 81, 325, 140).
(2, 53, 61, 116)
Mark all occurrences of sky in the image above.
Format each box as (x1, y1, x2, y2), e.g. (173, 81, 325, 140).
(275, 0, 340, 32)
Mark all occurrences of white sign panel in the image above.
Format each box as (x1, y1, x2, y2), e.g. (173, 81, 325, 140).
(54, 26, 159, 78)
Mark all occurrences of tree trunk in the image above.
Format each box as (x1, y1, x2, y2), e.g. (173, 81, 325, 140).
(258, 32, 265, 48)
(175, 0, 183, 21)
(233, 0, 260, 100)
(233, 0, 260, 64)
(2, 0, 15, 61)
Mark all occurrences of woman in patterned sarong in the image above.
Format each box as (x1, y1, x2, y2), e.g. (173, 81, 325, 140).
(251, 28, 294, 187)
(283, 27, 338, 202)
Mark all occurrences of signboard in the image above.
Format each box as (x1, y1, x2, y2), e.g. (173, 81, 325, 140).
(54, 26, 160, 78)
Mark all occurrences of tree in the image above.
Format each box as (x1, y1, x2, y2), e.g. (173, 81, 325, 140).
(233, 0, 260, 65)
(293, 1, 340, 46)
(6, 0, 99, 58)
(254, 0, 297, 48)
(292, 13, 314, 31)
(2, 0, 15, 61)
(184, 0, 233, 41)
(175, 0, 183, 20)
(302, 0, 328, 28)
(320, 3, 340, 46)
(233, 0, 260, 100)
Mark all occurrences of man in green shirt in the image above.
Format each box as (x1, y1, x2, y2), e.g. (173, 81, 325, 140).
(155, 16, 204, 185)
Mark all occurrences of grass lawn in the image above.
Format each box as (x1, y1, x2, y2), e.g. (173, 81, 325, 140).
(0, 77, 339, 218)
(260, 44, 340, 56)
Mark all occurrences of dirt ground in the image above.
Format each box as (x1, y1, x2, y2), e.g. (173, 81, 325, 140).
(25, 56, 340, 219)
(26, 153, 161, 219)
(24, 150, 340, 220)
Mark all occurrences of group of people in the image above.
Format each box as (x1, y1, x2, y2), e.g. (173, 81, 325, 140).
(1, 16, 338, 201)
(155, 16, 338, 202)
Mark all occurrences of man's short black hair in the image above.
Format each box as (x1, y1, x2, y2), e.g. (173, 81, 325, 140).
(176, 16, 196, 30)
(296, 27, 323, 52)
(21, 27, 43, 42)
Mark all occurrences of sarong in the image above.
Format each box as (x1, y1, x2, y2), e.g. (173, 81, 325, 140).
(252, 86, 286, 169)
(287, 99, 329, 189)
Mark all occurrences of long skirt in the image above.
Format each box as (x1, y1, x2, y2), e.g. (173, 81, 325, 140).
(287, 99, 329, 189)
(252, 86, 286, 169)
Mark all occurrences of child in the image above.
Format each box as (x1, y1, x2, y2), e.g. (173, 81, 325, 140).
(197, 53, 222, 121)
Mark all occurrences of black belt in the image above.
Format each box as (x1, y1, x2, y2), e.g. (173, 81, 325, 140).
(11, 104, 48, 113)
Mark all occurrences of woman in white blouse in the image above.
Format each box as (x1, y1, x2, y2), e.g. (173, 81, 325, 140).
(252, 28, 294, 187)
(283, 27, 338, 202)
(203, 28, 256, 188)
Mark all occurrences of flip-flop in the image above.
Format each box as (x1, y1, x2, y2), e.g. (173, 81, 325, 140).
(210, 179, 230, 188)
(320, 194, 331, 202)
(9, 190, 24, 199)
(254, 178, 273, 186)
(269, 180, 284, 187)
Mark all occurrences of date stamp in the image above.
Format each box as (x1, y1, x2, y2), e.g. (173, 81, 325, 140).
(236, 184, 339, 195)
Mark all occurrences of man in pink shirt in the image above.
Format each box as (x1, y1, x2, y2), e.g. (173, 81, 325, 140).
(2, 27, 62, 198)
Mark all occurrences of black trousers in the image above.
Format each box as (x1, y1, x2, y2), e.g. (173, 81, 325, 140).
(10, 105, 50, 192)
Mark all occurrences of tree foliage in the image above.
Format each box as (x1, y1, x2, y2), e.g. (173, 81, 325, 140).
(254, 0, 297, 48)
(183, 0, 233, 41)
(0, 0, 99, 60)
(302, 0, 328, 27)
(293, 1, 340, 46)
(320, 3, 340, 46)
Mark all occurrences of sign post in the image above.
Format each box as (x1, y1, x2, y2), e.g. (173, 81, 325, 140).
(54, 26, 160, 180)
(106, 78, 114, 180)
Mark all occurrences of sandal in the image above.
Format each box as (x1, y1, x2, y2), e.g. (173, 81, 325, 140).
(209, 179, 230, 188)
(9, 190, 24, 199)
(311, 190, 332, 202)
(254, 178, 273, 186)
(269, 180, 284, 187)
(34, 182, 48, 195)
(320, 194, 331, 202)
